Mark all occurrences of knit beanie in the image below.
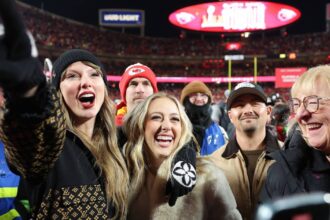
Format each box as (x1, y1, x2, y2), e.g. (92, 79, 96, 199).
(180, 80, 212, 103)
(52, 49, 107, 90)
(119, 63, 158, 103)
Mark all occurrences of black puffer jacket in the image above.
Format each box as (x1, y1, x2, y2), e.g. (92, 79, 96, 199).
(260, 128, 330, 202)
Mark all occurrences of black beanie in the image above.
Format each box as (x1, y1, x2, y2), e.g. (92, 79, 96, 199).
(52, 49, 107, 89)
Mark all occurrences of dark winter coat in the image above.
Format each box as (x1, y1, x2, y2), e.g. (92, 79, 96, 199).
(0, 86, 115, 219)
(260, 128, 330, 202)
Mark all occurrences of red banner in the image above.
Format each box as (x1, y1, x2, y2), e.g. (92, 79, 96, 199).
(275, 67, 307, 88)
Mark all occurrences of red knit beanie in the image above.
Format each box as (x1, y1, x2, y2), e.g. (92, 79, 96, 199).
(119, 63, 158, 103)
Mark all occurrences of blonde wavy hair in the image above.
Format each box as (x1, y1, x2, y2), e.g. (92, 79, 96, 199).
(60, 61, 129, 219)
(291, 65, 330, 98)
(123, 93, 193, 193)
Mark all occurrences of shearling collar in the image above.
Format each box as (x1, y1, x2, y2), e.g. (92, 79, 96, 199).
(222, 128, 280, 158)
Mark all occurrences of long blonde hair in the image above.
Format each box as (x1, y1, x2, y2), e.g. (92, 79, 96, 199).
(59, 61, 129, 219)
(123, 93, 193, 192)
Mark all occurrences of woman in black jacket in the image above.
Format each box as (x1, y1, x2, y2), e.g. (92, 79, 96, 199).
(1, 47, 130, 218)
(0, 2, 129, 217)
(260, 65, 330, 202)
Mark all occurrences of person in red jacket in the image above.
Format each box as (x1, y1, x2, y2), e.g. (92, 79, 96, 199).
(115, 63, 158, 126)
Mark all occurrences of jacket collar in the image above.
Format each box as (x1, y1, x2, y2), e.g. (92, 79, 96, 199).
(66, 130, 103, 175)
(222, 128, 280, 158)
(66, 130, 90, 152)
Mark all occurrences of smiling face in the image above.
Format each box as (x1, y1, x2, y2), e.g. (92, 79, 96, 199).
(228, 94, 271, 135)
(125, 77, 154, 112)
(59, 61, 105, 124)
(144, 97, 182, 167)
(294, 80, 330, 154)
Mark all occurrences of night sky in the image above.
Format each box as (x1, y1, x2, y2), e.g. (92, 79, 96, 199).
(19, 0, 330, 38)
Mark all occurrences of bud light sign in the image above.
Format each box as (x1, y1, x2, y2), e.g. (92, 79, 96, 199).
(99, 9, 145, 27)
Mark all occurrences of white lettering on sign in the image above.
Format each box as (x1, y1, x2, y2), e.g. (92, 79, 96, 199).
(224, 55, 244, 61)
(201, 2, 266, 30)
(104, 14, 140, 22)
(281, 75, 300, 83)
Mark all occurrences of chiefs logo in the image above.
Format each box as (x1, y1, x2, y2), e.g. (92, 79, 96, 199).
(128, 67, 145, 76)
(278, 9, 297, 22)
(176, 12, 195, 25)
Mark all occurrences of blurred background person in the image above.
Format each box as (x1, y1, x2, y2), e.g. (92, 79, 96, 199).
(266, 93, 285, 107)
(0, 87, 30, 220)
(268, 102, 290, 142)
(180, 80, 228, 156)
(212, 89, 235, 139)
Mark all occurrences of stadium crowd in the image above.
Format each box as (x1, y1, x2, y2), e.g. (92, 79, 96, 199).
(13, 2, 330, 102)
(19, 2, 330, 57)
(16, 2, 330, 102)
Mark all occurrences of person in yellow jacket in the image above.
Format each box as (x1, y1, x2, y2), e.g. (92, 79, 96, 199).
(0, 141, 22, 220)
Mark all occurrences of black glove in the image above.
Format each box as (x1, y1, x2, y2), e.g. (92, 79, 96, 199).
(0, 0, 45, 93)
(166, 140, 197, 206)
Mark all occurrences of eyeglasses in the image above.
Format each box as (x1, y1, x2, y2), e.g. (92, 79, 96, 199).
(290, 95, 330, 114)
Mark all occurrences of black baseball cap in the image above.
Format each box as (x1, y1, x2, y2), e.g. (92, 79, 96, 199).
(227, 82, 267, 110)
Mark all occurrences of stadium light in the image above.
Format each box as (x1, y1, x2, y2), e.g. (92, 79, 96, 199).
(279, 53, 286, 59)
(288, 53, 296, 59)
(241, 32, 250, 38)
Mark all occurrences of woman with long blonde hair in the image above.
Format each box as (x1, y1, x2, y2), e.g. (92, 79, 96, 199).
(123, 93, 241, 220)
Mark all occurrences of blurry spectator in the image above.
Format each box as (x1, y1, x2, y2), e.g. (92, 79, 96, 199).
(269, 103, 290, 141)
(0, 87, 30, 220)
(180, 81, 228, 156)
(212, 89, 235, 139)
(0, 141, 21, 220)
(267, 93, 285, 106)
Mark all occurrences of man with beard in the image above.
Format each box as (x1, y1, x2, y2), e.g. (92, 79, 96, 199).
(210, 82, 281, 220)
(180, 80, 228, 156)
